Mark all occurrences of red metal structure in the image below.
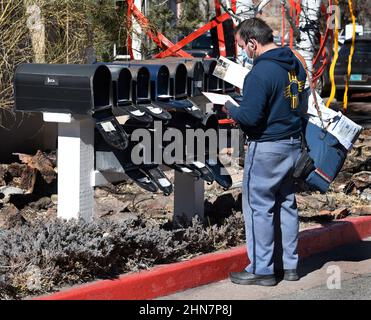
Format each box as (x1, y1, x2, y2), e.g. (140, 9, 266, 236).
(126, 0, 237, 59)
(126, 0, 192, 58)
(312, 0, 334, 83)
(127, 1, 333, 84)
(125, 0, 335, 124)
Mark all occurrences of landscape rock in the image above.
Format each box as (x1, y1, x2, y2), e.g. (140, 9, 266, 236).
(0, 165, 6, 187)
(94, 195, 132, 219)
(0, 186, 25, 203)
(351, 205, 371, 216)
(360, 188, 371, 202)
(0, 204, 26, 229)
(50, 194, 58, 204)
(29, 197, 53, 210)
(15, 150, 56, 183)
(331, 207, 350, 220)
(351, 171, 371, 190)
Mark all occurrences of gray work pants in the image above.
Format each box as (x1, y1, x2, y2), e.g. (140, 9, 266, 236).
(243, 137, 302, 275)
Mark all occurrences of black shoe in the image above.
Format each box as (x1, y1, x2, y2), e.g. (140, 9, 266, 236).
(283, 269, 300, 281)
(275, 269, 300, 281)
(230, 270, 277, 286)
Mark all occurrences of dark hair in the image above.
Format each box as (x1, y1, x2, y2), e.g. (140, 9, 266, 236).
(235, 18, 274, 45)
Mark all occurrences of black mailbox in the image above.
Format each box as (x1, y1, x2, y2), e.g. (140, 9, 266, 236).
(123, 62, 171, 102)
(202, 59, 222, 93)
(95, 137, 173, 196)
(153, 65, 171, 100)
(143, 64, 171, 101)
(162, 58, 204, 97)
(164, 62, 188, 100)
(102, 63, 153, 123)
(157, 60, 205, 119)
(221, 79, 235, 94)
(119, 64, 171, 120)
(14, 64, 112, 114)
(130, 59, 188, 100)
(104, 64, 132, 107)
(184, 60, 204, 97)
(145, 64, 170, 101)
(128, 66, 151, 103)
(128, 60, 188, 100)
(125, 60, 204, 120)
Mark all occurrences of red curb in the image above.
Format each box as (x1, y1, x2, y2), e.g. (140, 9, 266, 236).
(298, 216, 371, 258)
(37, 247, 249, 300)
(36, 216, 371, 300)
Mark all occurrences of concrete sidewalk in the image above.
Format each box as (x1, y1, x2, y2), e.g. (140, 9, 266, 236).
(158, 238, 371, 300)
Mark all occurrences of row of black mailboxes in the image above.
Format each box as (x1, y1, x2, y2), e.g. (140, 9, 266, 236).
(14, 58, 235, 115)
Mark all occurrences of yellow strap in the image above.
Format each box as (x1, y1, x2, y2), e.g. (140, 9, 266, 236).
(343, 0, 356, 111)
(326, 0, 339, 108)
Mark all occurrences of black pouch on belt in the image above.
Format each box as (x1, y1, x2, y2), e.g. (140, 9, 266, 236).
(293, 149, 315, 180)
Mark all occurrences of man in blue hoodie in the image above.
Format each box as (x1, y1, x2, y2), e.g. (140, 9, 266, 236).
(224, 18, 306, 286)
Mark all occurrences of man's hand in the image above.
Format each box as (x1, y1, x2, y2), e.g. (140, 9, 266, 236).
(221, 105, 230, 115)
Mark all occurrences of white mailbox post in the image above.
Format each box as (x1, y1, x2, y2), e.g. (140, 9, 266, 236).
(43, 113, 95, 221)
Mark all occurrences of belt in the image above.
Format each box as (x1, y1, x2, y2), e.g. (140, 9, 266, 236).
(290, 133, 302, 139)
(275, 133, 302, 141)
(248, 133, 302, 143)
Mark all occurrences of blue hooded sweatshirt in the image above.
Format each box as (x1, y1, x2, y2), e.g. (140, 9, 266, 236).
(227, 46, 307, 142)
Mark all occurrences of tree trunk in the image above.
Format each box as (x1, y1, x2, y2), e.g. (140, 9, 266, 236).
(24, 0, 45, 63)
(235, 0, 256, 21)
(133, 0, 143, 59)
(296, 0, 322, 84)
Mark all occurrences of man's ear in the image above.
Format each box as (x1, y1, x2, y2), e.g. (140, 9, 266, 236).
(248, 40, 256, 50)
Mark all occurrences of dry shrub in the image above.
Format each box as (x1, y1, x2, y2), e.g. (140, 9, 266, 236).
(0, 213, 245, 299)
(0, 0, 129, 125)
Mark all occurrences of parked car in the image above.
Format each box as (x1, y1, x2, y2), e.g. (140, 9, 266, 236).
(334, 37, 371, 101)
(183, 32, 215, 58)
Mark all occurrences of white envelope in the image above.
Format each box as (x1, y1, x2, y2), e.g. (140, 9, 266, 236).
(202, 92, 240, 107)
